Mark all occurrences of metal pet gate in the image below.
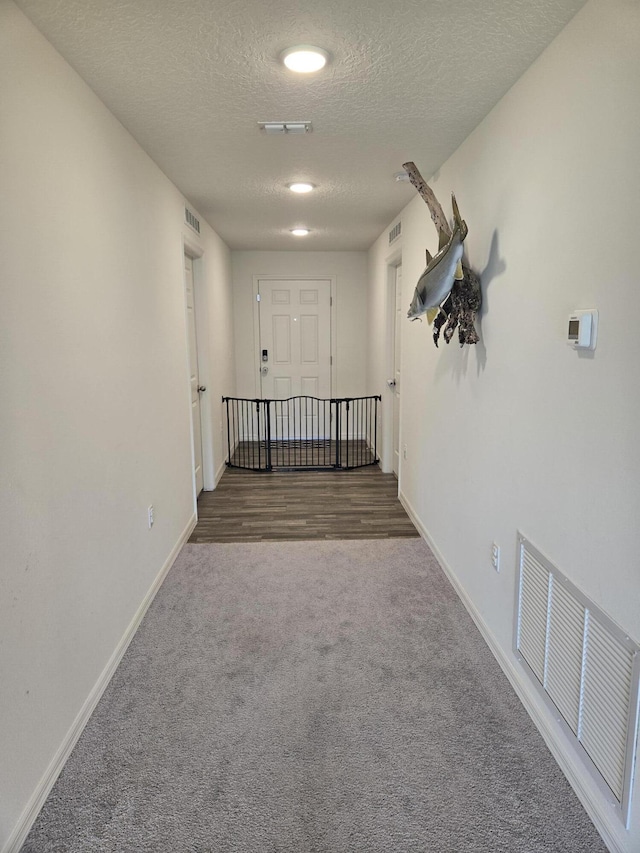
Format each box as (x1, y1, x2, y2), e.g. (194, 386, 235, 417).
(223, 395, 381, 471)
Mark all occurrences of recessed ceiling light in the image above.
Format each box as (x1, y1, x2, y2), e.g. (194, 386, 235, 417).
(290, 228, 310, 236)
(288, 182, 315, 194)
(281, 46, 329, 74)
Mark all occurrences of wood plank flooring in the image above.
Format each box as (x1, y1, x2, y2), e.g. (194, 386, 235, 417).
(189, 465, 419, 542)
(229, 439, 375, 470)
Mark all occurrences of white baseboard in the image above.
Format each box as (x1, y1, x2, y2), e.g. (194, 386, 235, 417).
(214, 459, 227, 486)
(2, 513, 197, 853)
(399, 490, 630, 853)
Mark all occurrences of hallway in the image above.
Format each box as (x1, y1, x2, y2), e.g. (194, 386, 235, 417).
(4, 2, 640, 850)
(189, 467, 419, 542)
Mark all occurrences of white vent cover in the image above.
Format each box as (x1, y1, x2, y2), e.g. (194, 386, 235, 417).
(257, 121, 312, 135)
(185, 207, 200, 235)
(515, 533, 640, 826)
(388, 221, 402, 244)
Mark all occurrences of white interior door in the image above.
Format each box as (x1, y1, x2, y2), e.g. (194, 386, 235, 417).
(185, 254, 204, 495)
(393, 265, 402, 477)
(258, 278, 331, 438)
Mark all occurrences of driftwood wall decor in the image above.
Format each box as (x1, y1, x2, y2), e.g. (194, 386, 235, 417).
(404, 161, 481, 347)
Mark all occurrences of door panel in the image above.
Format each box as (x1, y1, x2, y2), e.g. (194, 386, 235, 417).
(301, 376, 319, 397)
(273, 316, 291, 363)
(274, 376, 292, 399)
(300, 315, 319, 363)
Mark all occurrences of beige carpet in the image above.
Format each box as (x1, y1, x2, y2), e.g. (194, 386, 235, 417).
(23, 539, 606, 852)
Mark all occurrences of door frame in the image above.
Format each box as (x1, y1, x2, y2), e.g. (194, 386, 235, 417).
(382, 248, 403, 475)
(182, 236, 214, 504)
(251, 275, 337, 399)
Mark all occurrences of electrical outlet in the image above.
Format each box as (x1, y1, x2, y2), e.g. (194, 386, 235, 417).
(491, 542, 500, 572)
(148, 505, 154, 529)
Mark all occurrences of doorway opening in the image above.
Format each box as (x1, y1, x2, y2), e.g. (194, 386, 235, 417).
(184, 251, 205, 497)
(381, 256, 402, 476)
(391, 263, 402, 477)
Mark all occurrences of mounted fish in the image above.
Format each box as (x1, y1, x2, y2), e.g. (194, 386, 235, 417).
(403, 161, 482, 346)
(407, 194, 468, 324)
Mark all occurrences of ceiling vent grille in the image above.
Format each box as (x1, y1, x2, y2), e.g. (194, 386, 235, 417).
(388, 221, 401, 244)
(258, 121, 312, 135)
(515, 533, 640, 827)
(185, 207, 200, 235)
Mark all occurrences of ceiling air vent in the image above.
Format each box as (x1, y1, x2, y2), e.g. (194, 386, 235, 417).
(185, 207, 200, 235)
(258, 121, 312, 135)
(389, 221, 402, 244)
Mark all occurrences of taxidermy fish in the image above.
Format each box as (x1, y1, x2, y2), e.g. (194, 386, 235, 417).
(407, 194, 468, 323)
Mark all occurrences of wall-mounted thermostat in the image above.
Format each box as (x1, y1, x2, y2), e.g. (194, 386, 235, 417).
(567, 309, 598, 351)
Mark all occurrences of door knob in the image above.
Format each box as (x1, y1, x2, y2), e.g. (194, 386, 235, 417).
(260, 366, 269, 375)
(197, 385, 207, 393)
(387, 379, 396, 388)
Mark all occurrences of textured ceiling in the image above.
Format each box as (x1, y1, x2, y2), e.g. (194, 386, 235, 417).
(14, 0, 587, 250)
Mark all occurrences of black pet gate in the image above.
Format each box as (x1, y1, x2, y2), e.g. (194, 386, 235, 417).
(222, 395, 381, 471)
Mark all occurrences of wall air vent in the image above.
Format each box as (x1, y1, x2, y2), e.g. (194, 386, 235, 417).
(515, 533, 640, 827)
(185, 207, 200, 235)
(388, 221, 401, 244)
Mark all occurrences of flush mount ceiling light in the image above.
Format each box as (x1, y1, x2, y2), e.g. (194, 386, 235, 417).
(281, 45, 329, 73)
(290, 228, 310, 236)
(288, 182, 315, 194)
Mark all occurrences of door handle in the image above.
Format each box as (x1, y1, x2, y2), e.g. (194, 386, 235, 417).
(387, 379, 396, 388)
(260, 366, 269, 375)
(197, 385, 207, 393)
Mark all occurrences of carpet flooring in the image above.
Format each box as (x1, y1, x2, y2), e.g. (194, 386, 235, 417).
(22, 539, 606, 852)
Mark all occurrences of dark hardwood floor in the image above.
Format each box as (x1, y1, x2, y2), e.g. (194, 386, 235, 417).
(189, 465, 419, 542)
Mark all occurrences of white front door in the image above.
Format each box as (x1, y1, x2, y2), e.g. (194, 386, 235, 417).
(258, 278, 332, 400)
(257, 278, 332, 440)
(393, 265, 402, 477)
(185, 254, 204, 495)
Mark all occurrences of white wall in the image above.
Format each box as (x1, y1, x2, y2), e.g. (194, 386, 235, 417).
(0, 4, 234, 850)
(232, 251, 368, 399)
(368, 1, 640, 850)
